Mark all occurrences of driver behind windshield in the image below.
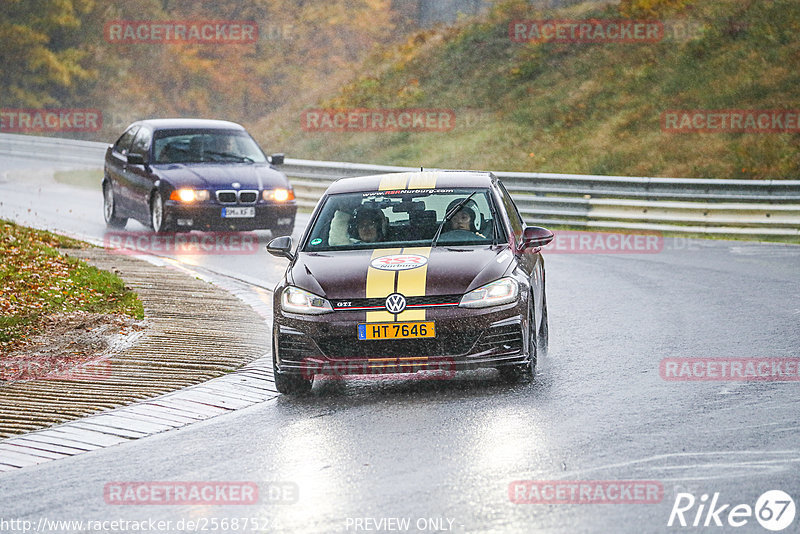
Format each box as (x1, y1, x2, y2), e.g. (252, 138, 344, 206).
(209, 135, 236, 155)
(328, 204, 387, 245)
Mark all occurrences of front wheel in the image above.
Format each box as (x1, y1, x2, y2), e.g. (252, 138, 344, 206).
(271, 224, 294, 238)
(150, 192, 170, 233)
(498, 296, 536, 383)
(273, 339, 313, 395)
(103, 181, 127, 229)
(274, 370, 313, 395)
(538, 293, 549, 357)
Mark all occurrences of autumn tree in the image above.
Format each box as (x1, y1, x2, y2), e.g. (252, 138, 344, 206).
(0, 0, 97, 107)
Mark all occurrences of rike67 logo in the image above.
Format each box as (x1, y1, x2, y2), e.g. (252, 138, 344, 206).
(668, 490, 796, 531)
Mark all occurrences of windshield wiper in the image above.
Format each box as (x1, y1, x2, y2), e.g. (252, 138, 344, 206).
(204, 150, 254, 163)
(430, 192, 477, 248)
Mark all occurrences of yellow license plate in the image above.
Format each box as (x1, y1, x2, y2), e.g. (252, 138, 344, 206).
(358, 321, 435, 340)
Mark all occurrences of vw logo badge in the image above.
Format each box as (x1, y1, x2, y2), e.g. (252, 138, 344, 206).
(385, 293, 407, 314)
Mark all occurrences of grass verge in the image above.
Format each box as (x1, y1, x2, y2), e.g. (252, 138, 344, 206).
(255, 0, 800, 179)
(0, 220, 144, 354)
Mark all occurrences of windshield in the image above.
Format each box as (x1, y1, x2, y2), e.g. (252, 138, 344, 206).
(303, 188, 500, 251)
(152, 129, 267, 164)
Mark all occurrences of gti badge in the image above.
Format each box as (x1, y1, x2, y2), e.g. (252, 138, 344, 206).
(385, 293, 407, 314)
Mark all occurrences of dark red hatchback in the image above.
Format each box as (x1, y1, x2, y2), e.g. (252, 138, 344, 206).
(267, 171, 553, 394)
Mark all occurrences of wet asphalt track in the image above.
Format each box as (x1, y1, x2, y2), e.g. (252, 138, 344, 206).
(0, 155, 799, 533)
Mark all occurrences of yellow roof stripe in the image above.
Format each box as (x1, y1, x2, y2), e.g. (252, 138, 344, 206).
(378, 174, 410, 191)
(407, 172, 438, 189)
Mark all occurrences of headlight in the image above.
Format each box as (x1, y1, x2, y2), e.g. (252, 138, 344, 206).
(169, 189, 209, 202)
(264, 188, 295, 202)
(459, 277, 519, 308)
(281, 286, 333, 315)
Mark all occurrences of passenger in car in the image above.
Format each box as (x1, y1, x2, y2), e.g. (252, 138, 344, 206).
(444, 199, 482, 235)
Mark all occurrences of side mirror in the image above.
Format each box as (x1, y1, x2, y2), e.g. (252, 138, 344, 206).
(268, 153, 284, 166)
(519, 226, 554, 250)
(127, 153, 146, 165)
(267, 236, 294, 260)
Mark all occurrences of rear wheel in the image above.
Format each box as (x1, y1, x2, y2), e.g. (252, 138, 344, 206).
(498, 295, 536, 383)
(272, 338, 313, 395)
(103, 181, 127, 229)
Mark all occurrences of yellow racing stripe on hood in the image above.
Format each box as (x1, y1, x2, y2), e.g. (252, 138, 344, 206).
(393, 246, 431, 321)
(365, 246, 432, 323)
(366, 248, 401, 298)
(396, 247, 431, 297)
(366, 248, 400, 322)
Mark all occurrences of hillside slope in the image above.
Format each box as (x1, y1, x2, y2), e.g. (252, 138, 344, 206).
(254, 0, 799, 179)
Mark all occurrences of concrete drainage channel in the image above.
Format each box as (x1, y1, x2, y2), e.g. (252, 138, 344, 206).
(0, 247, 278, 471)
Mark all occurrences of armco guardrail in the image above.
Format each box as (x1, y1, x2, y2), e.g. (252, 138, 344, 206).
(1, 132, 798, 237)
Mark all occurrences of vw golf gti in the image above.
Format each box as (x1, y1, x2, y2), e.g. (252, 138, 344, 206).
(267, 171, 554, 394)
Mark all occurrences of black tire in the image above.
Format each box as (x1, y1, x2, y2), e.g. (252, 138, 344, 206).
(498, 294, 536, 383)
(271, 224, 294, 238)
(273, 338, 313, 395)
(103, 181, 127, 229)
(538, 292, 549, 357)
(149, 191, 170, 234)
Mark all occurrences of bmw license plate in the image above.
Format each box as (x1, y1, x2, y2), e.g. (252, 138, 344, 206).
(221, 207, 255, 218)
(358, 322, 435, 340)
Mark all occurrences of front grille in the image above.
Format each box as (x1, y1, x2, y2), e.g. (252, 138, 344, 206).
(216, 190, 258, 204)
(278, 331, 317, 361)
(476, 322, 523, 352)
(217, 191, 237, 204)
(316, 332, 479, 359)
(238, 191, 258, 204)
(332, 294, 461, 311)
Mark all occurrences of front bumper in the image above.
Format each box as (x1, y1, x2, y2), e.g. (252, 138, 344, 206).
(164, 200, 297, 230)
(273, 299, 530, 377)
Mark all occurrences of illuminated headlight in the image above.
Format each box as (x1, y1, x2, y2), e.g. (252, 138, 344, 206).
(281, 286, 333, 315)
(459, 277, 519, 308)
(264, 188, 295, 202)
(169, 189, 209, 202)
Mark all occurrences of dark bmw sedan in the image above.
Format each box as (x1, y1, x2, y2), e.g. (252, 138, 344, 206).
(103, 118, 296, 234)
(267, 170, 554, 394)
